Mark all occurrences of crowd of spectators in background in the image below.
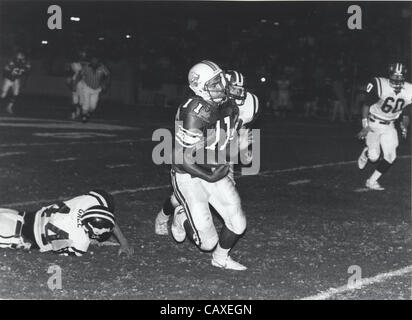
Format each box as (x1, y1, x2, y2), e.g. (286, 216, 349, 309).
(0, 3, 410, 122)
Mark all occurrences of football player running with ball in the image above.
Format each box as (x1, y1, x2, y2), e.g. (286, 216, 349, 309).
(155, 69, 258, 242)
(166, 60, 254, 271)
(0, 190, 133, 257)
(357, 62, 412, 190)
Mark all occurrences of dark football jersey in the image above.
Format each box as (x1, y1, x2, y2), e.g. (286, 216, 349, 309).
(173, 96, 239, 172)
(3, 59, 31, 81)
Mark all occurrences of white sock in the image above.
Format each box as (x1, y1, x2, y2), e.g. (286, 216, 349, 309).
(157, 209, 168, 220)
(213, 243, 230, 260)
(369, 170, 382, 183)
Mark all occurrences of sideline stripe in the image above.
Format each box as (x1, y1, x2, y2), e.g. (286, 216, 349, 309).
(288, 179, 311, 186)
(106, 163, 136, 169)
(300, 265, 412, 300)
(0, 185, 171, 208)
(259, 155, 411, 177)
(0, 152, 26, 157)
(0, 138, 152, 148)
(52, 157, 77, 162)
(1, 156, 410, 208)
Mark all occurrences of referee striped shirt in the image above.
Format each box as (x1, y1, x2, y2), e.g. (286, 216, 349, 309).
(82, 63, 110, 90)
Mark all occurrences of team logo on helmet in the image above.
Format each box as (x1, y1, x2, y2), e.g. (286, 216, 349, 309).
(188, 71, 200, 88)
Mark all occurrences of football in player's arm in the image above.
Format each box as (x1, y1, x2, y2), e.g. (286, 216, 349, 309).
(0, 190, 133, 257)
(155, 69, 259, 247)
(174, 103, 230, 183)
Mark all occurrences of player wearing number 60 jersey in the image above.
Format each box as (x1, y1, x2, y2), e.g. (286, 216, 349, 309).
(0, 190, 133, 257)
(357, 62, 412, 190)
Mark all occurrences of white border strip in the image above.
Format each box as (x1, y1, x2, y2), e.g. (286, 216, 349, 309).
(300, 265, 412, 300)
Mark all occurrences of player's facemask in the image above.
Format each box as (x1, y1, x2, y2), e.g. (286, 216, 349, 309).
(227, 84, 246, 105)
(205, 73, 228, 104)
(389, 75, 404, 91)
(84, 224, 113, 242)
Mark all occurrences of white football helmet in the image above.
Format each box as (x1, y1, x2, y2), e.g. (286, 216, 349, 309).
(81, 205, 115, 242)
(225, 70, 246, 105)
(188, 60, 227, 103)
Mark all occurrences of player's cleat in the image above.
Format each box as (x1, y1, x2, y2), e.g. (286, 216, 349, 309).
(365, 179, 385, 191)
(211, 255, 247, 271)
(155, 209, 169, 235)
(358, 147, 368, 170)
(171, 205, 186, 243)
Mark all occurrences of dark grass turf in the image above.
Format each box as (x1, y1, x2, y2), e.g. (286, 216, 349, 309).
(0, 96, 411, 299)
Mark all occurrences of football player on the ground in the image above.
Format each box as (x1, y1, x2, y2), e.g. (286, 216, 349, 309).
(0, 52, 31, 114)
(357, 62, 412, 190)
(155, 69, 259, 237)
(164, 61, 256, 271)
(0, 190, 133, 257)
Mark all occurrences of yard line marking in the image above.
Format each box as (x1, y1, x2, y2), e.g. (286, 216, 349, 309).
(110, 186, 170, 195)
(107, 163, 136, 169)
(1, 155, 410, 208)
(0, 138, 152, 148)
(288, 179, 311, 186)
(259, 155, 411, 177)
(300, 265, 412, 300)
(52, 157, 77, 162)
(0, 152, 26, 157)
(264, 134, 352, 140)
(0, 118, 138, 131)
(0, 185, 171, 208)
(354, 187, 371, 193)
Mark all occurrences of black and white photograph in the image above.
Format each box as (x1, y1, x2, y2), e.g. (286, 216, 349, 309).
(0, 0, 411, 304)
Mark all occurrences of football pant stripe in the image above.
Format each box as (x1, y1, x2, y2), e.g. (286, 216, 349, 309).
(170, 170, 201, 247)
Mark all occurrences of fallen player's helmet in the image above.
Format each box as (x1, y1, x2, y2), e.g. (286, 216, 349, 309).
(388, 62, 407, 91)
(225, 70, 246, 104)
(88, 189, 115, 212)
(81, 205, 115, 242)
(188, 60, 227, 103)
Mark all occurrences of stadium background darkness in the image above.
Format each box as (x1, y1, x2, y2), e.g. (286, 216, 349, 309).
(0, 1, 410, 105)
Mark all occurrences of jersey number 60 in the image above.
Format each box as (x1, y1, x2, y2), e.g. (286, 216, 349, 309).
(381, 97, 405, 113)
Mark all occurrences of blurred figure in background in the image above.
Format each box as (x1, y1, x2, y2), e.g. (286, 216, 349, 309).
(66, 50, 88, 120)
(78, 55, 111, 123)
(330, 76, 348, 123)
(0, 51, 31, 114)
(276, 72, 291, 119)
